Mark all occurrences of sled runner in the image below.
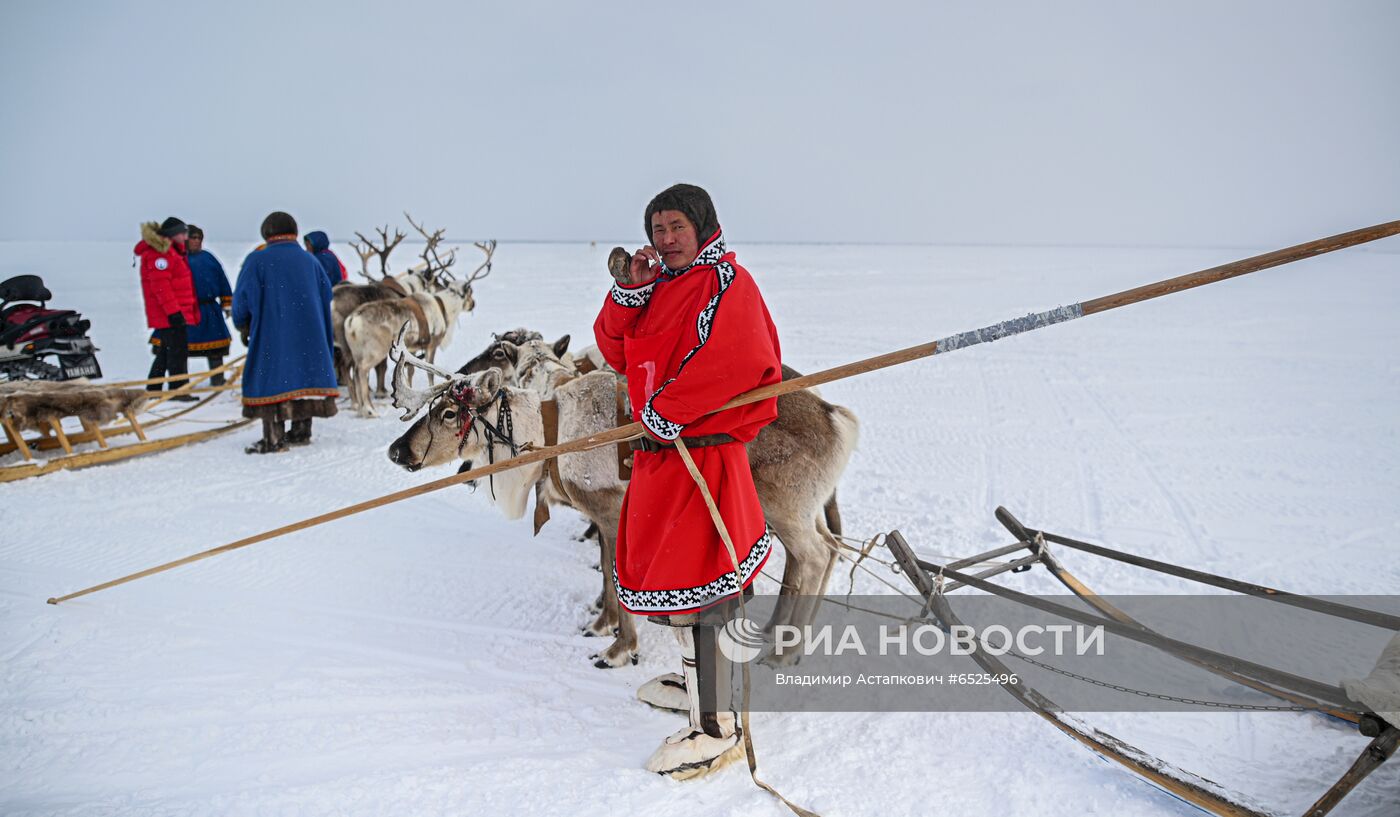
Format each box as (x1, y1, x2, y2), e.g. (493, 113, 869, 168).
(884, 508, 1399, 817)
(0, 358, 250, 482)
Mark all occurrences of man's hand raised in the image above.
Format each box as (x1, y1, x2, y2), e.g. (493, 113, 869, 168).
(607, 245, 660, 287)
(627, 246, 661, 285)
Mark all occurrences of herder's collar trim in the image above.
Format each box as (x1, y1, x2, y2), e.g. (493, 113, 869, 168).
(657, 228, 726, 278)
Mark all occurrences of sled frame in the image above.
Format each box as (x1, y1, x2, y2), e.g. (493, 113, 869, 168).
(0, 361, 243, 459)
(884, 514, 1397, 817)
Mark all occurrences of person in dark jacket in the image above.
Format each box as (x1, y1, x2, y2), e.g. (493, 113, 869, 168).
(232, 211, 339, 454)
(179, 225, 234, 385)
(135, 216, 200, 400)
(304, 230, 347, 289)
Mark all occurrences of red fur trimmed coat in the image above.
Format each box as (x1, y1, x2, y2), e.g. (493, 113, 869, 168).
(593, 230, 781, 615)
(134, 222, 200, 330)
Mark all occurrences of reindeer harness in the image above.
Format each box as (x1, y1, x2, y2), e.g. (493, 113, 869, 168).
(426, 381, 519, 499)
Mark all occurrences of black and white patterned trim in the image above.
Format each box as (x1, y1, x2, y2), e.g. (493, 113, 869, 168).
(658, 232, 727, 278)
(642, 250, 739, 437)
(615, 528, 772, 613)
(641, 401, 683, 440)
(609, 278, 655, 308)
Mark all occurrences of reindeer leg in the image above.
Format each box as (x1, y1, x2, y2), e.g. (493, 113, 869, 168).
(352, 350, 377, 418)
(761, 519, 826, 668)
(823, 489, 843, 537)
(582, 547, 618, 639)
(814, 515, 843, 602)
(764, 527, 798, 633)
(425, 343, 438, 387)
(346, 354, 360, 413)
(589, 523, 638, 668)
(374, 359, 389, 398)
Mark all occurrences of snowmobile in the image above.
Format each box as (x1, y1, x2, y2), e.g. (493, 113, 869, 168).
(0, 274, 103, 381)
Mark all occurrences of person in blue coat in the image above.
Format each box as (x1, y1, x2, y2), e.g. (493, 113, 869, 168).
(304, 230, 346, 290)
(179, 225, 234, 385)
(232, 211, 339, 454)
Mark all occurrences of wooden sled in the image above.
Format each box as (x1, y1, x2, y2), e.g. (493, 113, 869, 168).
(1, 358, 249, 482)
(884, 509, 1398, 817)
(0, 418, 252, 482)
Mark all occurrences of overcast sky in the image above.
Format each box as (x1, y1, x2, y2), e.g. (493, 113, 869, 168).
(2, 0, 1396, 247)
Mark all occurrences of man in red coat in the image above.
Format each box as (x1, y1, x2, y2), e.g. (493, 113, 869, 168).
(594, 184, 781, 778)
(134, 216, 200, 399)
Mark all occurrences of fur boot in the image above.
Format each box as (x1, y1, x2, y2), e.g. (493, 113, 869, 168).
(286, 418, 312, 446)
(245, 418, 288, 454)
(636, 672, 688, 713)
(644, 627, 743, 779)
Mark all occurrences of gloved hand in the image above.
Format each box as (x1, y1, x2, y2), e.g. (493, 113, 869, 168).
(238, 326, 250, 346)
(167, 312, 186, 328)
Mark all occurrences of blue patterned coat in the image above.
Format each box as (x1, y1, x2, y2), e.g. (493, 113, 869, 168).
(184, 249, 233, 355)
(231, 240, 338, 405)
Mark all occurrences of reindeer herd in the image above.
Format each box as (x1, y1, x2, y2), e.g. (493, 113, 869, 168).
(330, 213, 495, 417)
(356, 240, 861, 669)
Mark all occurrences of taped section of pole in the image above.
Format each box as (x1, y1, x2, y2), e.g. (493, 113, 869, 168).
(46, 219, 1400, 606)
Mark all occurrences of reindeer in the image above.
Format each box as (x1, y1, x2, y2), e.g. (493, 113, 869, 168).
(331, 216, 491, 391)
(331, 225, 408, 389)
(388, 324, 859, 669)
(343, 230, 494, 417)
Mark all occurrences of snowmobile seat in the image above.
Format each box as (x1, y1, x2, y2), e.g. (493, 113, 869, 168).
(0, 275, 52, 306)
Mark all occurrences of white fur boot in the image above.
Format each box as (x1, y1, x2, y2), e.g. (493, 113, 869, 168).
(636, 672, 689, 712)
(644, 627, 743, 779)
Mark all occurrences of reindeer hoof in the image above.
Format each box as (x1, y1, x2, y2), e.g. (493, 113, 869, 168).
(582, 612, 615, 638)
(590, 649, 639, 669)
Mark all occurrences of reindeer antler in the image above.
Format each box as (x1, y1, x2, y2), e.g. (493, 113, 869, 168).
(354, 225, 407, 277)
(349, 239, 379, 281)
(389, 322, 460, 420)
(465, 240, 497, 284)
(405, 211, 459, 285)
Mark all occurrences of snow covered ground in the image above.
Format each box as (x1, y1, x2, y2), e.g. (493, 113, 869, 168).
(2, 237, 1398, 816)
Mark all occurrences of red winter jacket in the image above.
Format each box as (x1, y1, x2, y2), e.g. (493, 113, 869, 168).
(592, 228, 782, 615)
(134, 222, 200, 330)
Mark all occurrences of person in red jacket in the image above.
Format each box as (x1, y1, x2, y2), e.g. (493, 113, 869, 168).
(134, 217, 200, 399)
(593, 184, 782, 778)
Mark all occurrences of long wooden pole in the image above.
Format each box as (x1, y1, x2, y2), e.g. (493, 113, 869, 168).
(45, 220, 1400, 605)
(104, 355, 246, 388)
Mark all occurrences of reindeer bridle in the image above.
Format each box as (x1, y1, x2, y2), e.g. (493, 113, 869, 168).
(429, 380, 518, 499)
(389, 322, 523, 498)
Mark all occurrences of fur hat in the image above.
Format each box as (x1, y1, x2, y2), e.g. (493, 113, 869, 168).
(260, 211, 298, 240)
(158, 217, 188, 238)
(644, 183, 719, 243)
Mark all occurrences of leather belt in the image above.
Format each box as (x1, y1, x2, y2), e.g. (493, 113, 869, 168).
(628, 433, 737, 453)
